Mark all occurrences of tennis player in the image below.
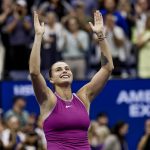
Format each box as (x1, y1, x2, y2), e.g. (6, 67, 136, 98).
(29, 10, 114, 150)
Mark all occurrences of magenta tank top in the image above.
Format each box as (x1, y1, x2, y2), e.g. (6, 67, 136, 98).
(43, 93, 91, 150)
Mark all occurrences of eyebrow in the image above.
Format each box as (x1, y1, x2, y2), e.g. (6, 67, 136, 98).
(55, 66, 69, 70)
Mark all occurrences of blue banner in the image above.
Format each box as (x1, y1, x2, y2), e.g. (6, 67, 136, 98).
(1, 79, 150, 150)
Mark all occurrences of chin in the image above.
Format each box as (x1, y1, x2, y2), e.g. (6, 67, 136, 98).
(59, 79, 72, 85)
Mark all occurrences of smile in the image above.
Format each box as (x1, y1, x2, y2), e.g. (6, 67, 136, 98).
(60, 74, 70, 78)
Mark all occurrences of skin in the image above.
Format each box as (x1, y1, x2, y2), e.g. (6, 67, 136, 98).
(138, 119, 150, 150)
(29, 11, 114, 120)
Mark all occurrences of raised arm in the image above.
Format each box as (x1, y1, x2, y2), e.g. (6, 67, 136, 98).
(29, 11, 55, 107)
(77, 11, 114, 105)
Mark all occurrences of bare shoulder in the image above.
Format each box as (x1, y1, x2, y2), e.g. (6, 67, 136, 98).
(76, 86, 90, 111)
(40, 90, 57, 120)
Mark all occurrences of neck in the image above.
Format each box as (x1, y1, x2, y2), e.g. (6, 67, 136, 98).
(55, 86, 72, 100)
(49, 23, 55, 28)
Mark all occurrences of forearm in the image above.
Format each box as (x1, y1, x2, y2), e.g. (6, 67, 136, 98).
(99, 38, 114, 72)
(29, 35, 42, 75)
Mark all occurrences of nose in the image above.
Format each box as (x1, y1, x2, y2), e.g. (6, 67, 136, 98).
(62, 69, 67, 73)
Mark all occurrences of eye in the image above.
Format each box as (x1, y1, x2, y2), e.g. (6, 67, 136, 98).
(65, 67, 70, 71)
(56, 67, 62, 71)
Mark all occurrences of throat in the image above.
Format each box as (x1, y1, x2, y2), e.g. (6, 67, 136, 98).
(55, 87, 72, 101)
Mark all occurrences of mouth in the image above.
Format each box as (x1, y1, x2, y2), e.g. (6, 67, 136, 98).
(60, 74, 70, 79)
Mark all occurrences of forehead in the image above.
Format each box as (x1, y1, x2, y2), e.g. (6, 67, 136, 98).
(52, 62, 69, 69)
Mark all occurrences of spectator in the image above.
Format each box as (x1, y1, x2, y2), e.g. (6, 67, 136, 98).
(35, 116, 47, 150)
(89, 121, 101, 150)
(136, 13, 150, 78)
(0, 118, 5, 149)
(100, 0, 129, 37)
(60, 16, 89, 80)
(138, 119, 150, 150)
(71, 0, 97, 16)
(71, 1, 92, 32)
(4, 96, 29, 127)
(96, 112, 109, 127)
(117, 0, 135, 39)
(104, 121, 129, 150)
(89, 121, 110, 150)
(42, 12, 63, 74)
(0, 0, 13, 79)
(1, 116, 25, 149)
(18, 114, 43, 150)
(132, 0, 149, 45)
(5, 0, 32, 74)
(87, 33, 101, 78)
(105, 13, 128, 77)
(38, 0, 67, 21)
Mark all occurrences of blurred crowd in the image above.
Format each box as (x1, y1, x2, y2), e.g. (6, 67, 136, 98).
(0, 96, 150, 150)
(0, 0, 150, 80)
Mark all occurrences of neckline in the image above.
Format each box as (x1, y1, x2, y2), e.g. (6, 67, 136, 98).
(55, 92, 73, 102)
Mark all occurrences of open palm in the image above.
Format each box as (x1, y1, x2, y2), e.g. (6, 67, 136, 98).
(89, 10, 104, 34)
(34, 11, 45, 35)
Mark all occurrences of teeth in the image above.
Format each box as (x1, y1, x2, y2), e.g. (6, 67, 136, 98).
(61, 75, 69, 78)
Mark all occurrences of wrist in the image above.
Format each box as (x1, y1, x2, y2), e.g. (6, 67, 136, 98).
(35, 34, 43, 38)
(96, 31, 107, 41)
(35, 34, 43, 41)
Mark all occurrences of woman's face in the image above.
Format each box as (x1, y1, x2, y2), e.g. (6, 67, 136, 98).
(68, 18, 79, 32)
(119, 124, 128, 136)
(104, 0, 115, 12)
(50, 62, 73, 86)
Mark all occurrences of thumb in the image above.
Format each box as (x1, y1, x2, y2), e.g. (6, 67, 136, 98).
(89, 22, 94, 31)
(41, 22, 44, 27)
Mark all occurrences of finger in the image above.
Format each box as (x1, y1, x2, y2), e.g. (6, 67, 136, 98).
(34, 11, 40, 25)
(94, 11, 97, 25)
(98, 11, 104, 26)
(96, 10, 103, 25)
(96, 10, 100, 21)
(89, 22, 94, 30)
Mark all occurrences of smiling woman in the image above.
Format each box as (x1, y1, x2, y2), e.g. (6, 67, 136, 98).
(29, 10, 114, 150)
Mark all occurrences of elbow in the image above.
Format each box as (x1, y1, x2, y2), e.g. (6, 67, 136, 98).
(110, 64, 114, 72)
(29, 70, 40, 77)
(109, 65, 114, 73)
(29, 66, 40, 76)
(103, 64, 114, 74)
(29, 62, 40, 76)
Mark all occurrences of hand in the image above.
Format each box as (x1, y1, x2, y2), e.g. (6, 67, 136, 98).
(89, 10, 105, 36)
(34, 11, 45, 35)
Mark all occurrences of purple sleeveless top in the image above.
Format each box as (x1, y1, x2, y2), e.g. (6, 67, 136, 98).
(43, 93, 91, 150)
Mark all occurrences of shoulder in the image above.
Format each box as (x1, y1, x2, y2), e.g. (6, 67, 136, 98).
(76, 88, 90, 111)
(4, 109, 13, 117)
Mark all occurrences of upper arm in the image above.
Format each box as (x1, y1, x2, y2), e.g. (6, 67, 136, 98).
(77, 67, 111, 103)
(30, 73, 56, 106)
